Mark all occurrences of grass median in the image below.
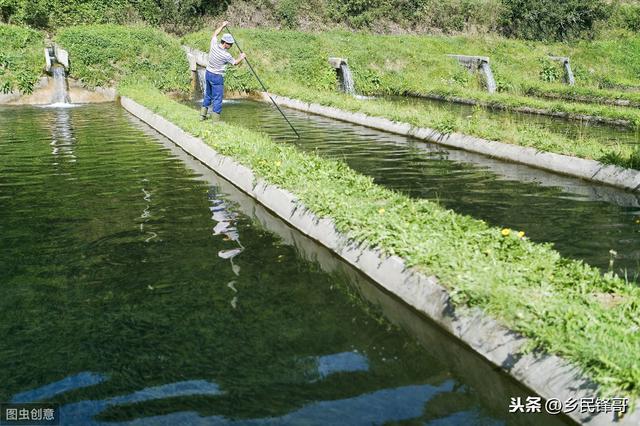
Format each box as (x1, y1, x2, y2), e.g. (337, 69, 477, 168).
(120, 82, 640, 402)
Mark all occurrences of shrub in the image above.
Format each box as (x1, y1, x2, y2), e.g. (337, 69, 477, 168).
(327, 0, 388, 28)
(275, 0, 300, 28)
(500, 0, 610, 41)
(610, 2, 640, 32)
(0, 24, 42, 94)
(0, 0, 230, 32)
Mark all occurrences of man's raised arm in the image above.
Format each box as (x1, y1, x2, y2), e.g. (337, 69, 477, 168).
(213, 21, 228, 40)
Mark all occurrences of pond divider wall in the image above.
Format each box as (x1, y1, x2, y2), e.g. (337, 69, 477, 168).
(120, 95, 640, 425)
(140, 122, 568, 425)
(257, 93, 640, 192)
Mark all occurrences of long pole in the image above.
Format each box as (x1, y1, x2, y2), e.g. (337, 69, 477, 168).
(226, 27, 300, 139)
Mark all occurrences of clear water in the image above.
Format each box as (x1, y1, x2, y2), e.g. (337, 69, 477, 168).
(0, 104, 571, 425)
(204, 99, 640, 279)
(387, 95, 640, 146)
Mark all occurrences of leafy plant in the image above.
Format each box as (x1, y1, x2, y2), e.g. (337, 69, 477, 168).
(0, 24, 42, 94)
(539, 58, 561, 83)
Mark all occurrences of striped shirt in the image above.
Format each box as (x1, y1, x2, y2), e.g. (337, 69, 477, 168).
(206, 36, 234, 75)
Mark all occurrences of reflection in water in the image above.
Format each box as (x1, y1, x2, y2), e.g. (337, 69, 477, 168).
(59, 380, 222, 424)
(112, 382, 461, 426)
(314, 351, 369, 379)
(14, 374, 478, 425)
(50, 108, 76, 162)
(209, 188, 244, 308)
(11, 372, 108, 403)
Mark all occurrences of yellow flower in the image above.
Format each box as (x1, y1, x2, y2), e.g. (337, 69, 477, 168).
(636, 218, 640, 224)
(518, 231, 525, 238)
(378, 208, 385, 214)
(275, 161, 282, 167)
(501, 228, 511, 236)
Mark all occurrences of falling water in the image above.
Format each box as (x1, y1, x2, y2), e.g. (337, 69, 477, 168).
(51, 65, 71, 105)
(480, 61, 497, 94)
(339, 63, 355, 95)
(197, 68, 206, 98)
(563, 61, 576, 86)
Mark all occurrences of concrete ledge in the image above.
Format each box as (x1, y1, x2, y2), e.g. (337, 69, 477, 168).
(120, 95, 640, 425)
(259, 93, 640, 192)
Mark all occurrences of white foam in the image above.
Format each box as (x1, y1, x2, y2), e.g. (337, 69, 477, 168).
(40, 103, 80, 108)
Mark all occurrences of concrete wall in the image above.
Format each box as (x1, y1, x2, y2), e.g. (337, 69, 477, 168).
(120, 95, 640, 425)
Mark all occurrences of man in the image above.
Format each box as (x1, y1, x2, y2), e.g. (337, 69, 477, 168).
(200, 21, 246, 121)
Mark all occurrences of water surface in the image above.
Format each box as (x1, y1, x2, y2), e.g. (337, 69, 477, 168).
(0, 104, 569, 425)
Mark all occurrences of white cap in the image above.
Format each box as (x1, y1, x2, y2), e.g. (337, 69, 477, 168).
(221, 33, 234, 44)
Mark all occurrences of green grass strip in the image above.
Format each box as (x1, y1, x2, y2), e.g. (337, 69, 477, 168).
(120, 82, 640, 402)
(268, 83, 640, 170)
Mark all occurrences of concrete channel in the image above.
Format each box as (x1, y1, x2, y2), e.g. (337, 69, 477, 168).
(120, 95, 640, 425)
(260, 94, 640, 193)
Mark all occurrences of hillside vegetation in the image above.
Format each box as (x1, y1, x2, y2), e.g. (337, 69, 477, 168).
(0, 24, 43, 94)
(1, 0, 639, 41)
(55, 25, 190, 92)
(183, 27, 640, 95)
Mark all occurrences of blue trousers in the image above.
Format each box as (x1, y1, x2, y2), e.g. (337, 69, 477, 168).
(203, 71, 224, 114)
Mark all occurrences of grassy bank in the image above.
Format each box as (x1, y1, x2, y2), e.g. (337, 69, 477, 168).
(0, 24, 44, 94)
(55, 25, 190, 92)
(183, 28, 640, 121)
(121, 82, 640, 402)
